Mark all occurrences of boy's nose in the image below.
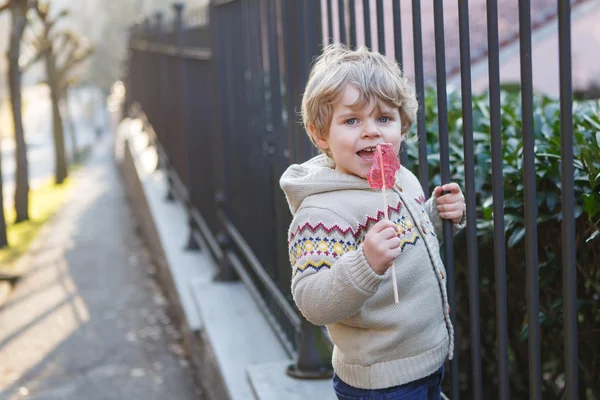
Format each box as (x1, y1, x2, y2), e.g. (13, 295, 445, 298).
(361, 120, 381, 138)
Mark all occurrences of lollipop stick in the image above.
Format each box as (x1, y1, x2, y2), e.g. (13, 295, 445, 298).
(378, 148, 399, 304)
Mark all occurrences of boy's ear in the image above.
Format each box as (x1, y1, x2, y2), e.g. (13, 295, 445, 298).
(309, 124, 329, 150)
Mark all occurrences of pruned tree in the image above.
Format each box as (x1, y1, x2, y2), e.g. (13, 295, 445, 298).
(25, 2, 92, 184)
(0, 0, 36, 228)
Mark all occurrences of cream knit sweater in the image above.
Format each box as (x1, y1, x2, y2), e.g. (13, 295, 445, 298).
(280, 154, 466, 390)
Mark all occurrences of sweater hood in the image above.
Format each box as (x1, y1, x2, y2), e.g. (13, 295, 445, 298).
(280, 154, 384, 215)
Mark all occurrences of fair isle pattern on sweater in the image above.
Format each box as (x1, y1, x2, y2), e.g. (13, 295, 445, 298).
(289, 201, 421, 276)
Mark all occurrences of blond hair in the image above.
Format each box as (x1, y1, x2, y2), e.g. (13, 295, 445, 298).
(301, 44, 418, 148)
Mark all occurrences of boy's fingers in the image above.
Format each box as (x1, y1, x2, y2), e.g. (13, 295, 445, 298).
(441, 183, 460, 193)
(373, 219, 397, 233)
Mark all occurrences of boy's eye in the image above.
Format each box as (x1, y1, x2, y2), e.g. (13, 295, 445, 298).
(378, 116, 391, 123)
(345, 118, 358, 125)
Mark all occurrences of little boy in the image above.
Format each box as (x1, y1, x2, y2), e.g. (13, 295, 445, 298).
(280, 44, 466, 399)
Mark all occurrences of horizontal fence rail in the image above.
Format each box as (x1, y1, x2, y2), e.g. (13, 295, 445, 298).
(122, 0, 590, 398)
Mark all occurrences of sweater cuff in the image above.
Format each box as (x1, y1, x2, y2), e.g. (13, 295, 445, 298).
(345, 247, 385, 293)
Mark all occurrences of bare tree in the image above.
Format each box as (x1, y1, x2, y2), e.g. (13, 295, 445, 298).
(1, 0, 35, 226)
(27, 3, 92, 184)
(0, 4, 8, 247)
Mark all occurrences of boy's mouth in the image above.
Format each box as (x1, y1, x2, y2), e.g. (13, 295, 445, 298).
(357, 146, 377, 161)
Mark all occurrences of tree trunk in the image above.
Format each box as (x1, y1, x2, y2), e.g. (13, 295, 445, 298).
(0, 141, 7, 248)
(45, 51, 68, 185)
(62, 89, 78, 162)
(8, 3, 29, 222)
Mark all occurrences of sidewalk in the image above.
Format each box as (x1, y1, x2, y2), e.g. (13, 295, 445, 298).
(0, 136, 201, 399)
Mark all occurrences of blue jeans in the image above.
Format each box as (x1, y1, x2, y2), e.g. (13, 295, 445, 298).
(333, 365, 444, 400)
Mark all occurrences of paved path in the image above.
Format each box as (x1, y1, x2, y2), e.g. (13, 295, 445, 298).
(0, 136, 201, 399)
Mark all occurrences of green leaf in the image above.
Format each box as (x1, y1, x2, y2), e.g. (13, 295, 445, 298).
(586, 230, 600, 242)
(508, 227, 526, 247)
(582, 193, 600, 218)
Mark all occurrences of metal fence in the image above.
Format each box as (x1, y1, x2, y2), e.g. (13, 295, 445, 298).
(124, 1, 584, 398)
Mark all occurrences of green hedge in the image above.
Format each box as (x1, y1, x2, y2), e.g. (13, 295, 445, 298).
(407, 88, 600, 399)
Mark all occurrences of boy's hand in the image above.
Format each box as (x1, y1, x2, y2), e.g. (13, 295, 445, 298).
(363, 220, 401, 275)
(434, 183, 465, 225)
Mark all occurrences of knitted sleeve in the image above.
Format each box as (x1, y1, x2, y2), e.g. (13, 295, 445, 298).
(425, 192, 467, 243)
(288, 206, 385, 326)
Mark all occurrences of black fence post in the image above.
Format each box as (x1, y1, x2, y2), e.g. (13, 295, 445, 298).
(173, 2, 200, 251)
(209, 2, 236, 283)
(154, 11, 175, 202)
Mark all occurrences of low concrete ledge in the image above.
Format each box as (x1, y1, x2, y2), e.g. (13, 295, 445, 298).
(190, 279, 289, 399)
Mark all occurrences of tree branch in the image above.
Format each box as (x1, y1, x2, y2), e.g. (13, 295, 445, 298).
(57, 46, 93, 85)
(47, 9, 69, 31)
(20, 50, 45, 71)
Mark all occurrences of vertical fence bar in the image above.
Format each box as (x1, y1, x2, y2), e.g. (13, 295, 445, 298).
(209, 2, 236, 281)
(392, 1, 403, 69)
(266, 0, 284, 285)
(486, 0, 510, 398)
(392, 0, 408, 167)
(518, 0, 542, 398)
(155, 11, 176, 202)
(433, 2, 458, 398)
(362, 0, 371, 49)
(411, 0, 428, 195)
(338, 0, 346, 44)
(173, 2, 200, 251)
(301, 0, 314, 159)
(327, 0, 334, 44)
(281, 0, 297, 164)
(457, 0, 482, 398)
(376, 0, 385, 54)
(349, 0, 357, 48)
(558, 1, 578, 398)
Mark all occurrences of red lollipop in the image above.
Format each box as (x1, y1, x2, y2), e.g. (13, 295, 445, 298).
(367, 143, 400, 189)
(367, 143, 401, 304)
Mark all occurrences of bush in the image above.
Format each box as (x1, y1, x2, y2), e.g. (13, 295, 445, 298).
(408, 88, 600, 399)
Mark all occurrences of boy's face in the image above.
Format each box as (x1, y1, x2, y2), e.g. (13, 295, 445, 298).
(313, 84, 403, 179)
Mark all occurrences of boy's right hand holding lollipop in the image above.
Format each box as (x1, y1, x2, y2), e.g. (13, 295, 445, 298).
(363, 220, 402, 275)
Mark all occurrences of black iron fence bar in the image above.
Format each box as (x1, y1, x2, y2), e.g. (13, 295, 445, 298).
(129, 40, 212, 60)
(208, 2, 234, 280)
(432, 1, 459, 398)
(486, 0, 510, 398)
(338, 0, 346, 45)
(392, 0, 408, 167)
(411, 0, 428, 195)
(301, 0, 314, 160)
(518, 0, 542, 398)
(362, 0, 371, 49)
(280, 0, 297, 163)
(558, 1, 578, 398)
(392, 1, 403, 71)
(327, 0, 334, 43)
(349, 0, 357, 48)
(155, 12, 177, 202)
(376, 0, 385, 54)
(266, 0, 283, 170)
(456, 0, 483, 398)
(174, 2, 199, 250)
